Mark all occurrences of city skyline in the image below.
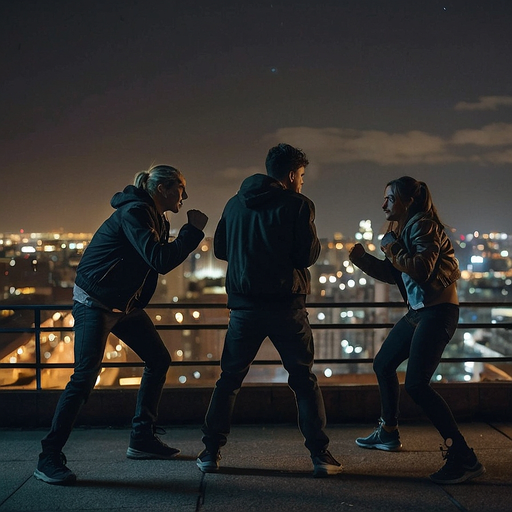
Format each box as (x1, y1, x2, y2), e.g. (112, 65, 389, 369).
(2, 1, 512, 238)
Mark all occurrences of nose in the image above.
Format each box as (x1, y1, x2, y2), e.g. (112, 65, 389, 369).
(382, 199, 388, 210)
(183, 190, 188, 200)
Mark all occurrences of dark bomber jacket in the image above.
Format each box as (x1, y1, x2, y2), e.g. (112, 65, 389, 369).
(349, 212, 461, 308)
(74, 185, 204, 312)
(214, 174, 320, 309)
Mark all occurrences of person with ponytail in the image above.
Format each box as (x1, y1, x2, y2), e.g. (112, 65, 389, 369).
(34, 165, 208, 485)
(349, 176, 485, 484)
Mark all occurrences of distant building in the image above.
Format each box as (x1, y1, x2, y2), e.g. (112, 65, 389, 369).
(1, 224, 511, 389)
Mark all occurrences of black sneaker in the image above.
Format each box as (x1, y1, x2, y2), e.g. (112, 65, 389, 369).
(430, 446, 485, 484)
(311, 450, 343, 477)
(196, 448, 221, 473)
(126, 429, 180, 460)
(355, 419, 402, 451)
(33, 452, 77, 485)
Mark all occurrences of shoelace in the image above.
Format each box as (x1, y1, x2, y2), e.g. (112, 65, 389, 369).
(49, 452, 68, 467)
(376, 418, 387, 433)
(438, 445, 457, 468)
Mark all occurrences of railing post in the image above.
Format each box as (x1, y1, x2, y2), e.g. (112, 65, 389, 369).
(34, 307, 42, 390)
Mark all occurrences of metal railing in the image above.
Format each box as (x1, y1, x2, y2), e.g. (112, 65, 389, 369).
(1, 301, 512, 390)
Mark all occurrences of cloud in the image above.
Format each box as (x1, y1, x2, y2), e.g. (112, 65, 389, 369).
(451, 123, 512, 147)
(472, 149, 512, 165)
(271, 127, 457, 165)
(454, 96, 512, 111)
(266, 124, 512, 168)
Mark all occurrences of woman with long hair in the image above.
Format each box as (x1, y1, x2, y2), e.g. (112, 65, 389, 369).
(349, 176, 485, 484)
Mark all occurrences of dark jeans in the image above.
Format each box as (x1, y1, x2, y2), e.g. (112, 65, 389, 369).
(374, 303, 461, 441)
(41, 302, 171, 453)
(201, 308, 329, 456)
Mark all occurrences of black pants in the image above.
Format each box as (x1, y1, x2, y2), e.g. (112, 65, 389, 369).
(201, 307, 330, 456)
(374, 303, 461, 441)
(41, 303, 170, 453)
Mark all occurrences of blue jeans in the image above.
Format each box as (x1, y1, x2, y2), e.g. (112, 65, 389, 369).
(201, 308, 330, 456)
(374, 303, 460, 440)
(41, 302, 171, 453)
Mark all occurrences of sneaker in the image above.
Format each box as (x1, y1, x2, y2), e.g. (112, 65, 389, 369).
(429, 446, 485, 484)
(33, 452, 77, 485)
(311, 450, 343, 477)
(355, 419, 402, 451)
(126, 429, 180, 460)
(196, 449, 221, 473)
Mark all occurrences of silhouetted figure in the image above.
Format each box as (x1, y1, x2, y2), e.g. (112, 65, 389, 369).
(197, 144, 341, 477)
(34, 165, 208, 485)
(350, 176, 485, 484)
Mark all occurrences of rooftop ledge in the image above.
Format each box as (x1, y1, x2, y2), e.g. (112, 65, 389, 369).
(1, 381, 511, 428)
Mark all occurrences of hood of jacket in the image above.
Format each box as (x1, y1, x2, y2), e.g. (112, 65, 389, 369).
(110, 185, 154, 210)
(74, 185, 163, 312)
(237, 174, 286, 208)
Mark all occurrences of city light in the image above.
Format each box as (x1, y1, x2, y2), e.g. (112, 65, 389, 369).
(120, 377, 141, 386)
(1, 228, 511, 390)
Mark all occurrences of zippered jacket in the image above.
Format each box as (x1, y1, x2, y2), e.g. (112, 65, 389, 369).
(75, 185, 204, 312)
(214, 174, 320, 309)
(349, 212, 460, 307)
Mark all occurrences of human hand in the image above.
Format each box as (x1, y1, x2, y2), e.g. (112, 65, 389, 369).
(349, 243, 366, 259)
(187, 209, 208, 231)
(380, 231, 397, 256)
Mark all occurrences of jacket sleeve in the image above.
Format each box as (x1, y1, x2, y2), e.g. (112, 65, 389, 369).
(122, 204, 204, 274)
(292, 197, 321, 268)
(349, 251, 397, 284)
(387, 219, 441, 284)
(213, 214, 228, 262)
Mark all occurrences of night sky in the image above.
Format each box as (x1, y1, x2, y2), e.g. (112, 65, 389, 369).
(2, 0, 512, 239)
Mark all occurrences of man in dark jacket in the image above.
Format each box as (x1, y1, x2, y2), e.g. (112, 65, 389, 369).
(34, 165, 207, 485)
(197, 144, 341, 477)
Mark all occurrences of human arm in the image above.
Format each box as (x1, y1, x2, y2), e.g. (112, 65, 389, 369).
(349, 243, 396, 284)
(382, 219, 441, 284)
(291, 197, 321, 268)
(122, 204, 205, 274)
(213, 214, 227, 262)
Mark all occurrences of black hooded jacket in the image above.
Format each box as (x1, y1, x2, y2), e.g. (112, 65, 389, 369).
(214, 174, 320, 309)
(74, 185, 204, 312)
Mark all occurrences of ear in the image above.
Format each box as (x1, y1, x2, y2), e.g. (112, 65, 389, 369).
(288, 170, 295, 182)
(157, 183, 168, 198)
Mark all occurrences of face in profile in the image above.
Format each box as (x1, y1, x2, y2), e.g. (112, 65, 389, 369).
(382, 185, 409, 222)
(289, 166, 305, 193)
(164, 178, 188, 213)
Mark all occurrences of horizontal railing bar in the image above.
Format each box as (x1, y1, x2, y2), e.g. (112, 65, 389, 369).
(3, 323, 512, 334)
(2, 301, 511, 390)
(2, 356, 512, 371)
(1, 301, 511, 311)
